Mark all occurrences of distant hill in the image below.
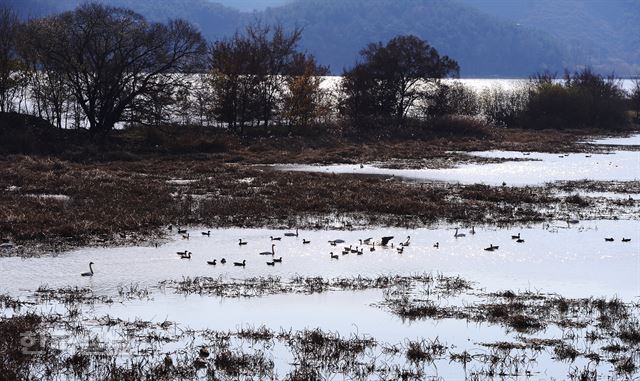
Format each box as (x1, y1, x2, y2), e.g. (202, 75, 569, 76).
(7, 0, 638, 77)
(455, 0, 640, 75)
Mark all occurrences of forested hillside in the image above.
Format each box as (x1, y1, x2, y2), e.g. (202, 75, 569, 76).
(6, 0, 639, 76)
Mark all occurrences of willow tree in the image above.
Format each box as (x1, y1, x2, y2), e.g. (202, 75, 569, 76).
(25, 3, 206, 136)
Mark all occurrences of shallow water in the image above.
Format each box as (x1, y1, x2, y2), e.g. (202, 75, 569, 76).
(277, 149, 640, 186)
(2, 220, 638, 299)
(590, 133, 640, 146)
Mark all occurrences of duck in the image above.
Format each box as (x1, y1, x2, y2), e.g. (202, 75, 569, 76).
(180, 252, 191, 259)
(330, 252, 339, 259)
(350, 246, 359, 253)
(357, 248, 364, 255)
(177, 228, 187, 234)
(206, 259, 217, 265)
(238, 239, 248, 245)
(329, 241, 337, 246)
(622, 238, 631, 242)
(370, 243, 375, 252)
(470, 226, 476, 235)
(484, 244, 499, 251)
(302, 239, 311, 244)
(433, 242, 439, 248)
(516, 238, 525, 243)
(221, 258, 226, 264)
(182, 233, 190, 240)
(284, 228, 299, 237)
(454, 228, 466, 238)
(177, 250, 188, 256)
(511, 233, 520, 239)
(270, 236, 282, 241)
(266, 261, 275, 266)
(400, 236, 411, 247)
(260, 244, 276, 256)
(167, 225, 173, 231)
(605, 237, 614, 242)
(273, 257, 282, 263)
(202, 230, 210, 237)
(233, 260, 246, 267)
(397, 246, 404, 254)
(81, 262, 95, 277)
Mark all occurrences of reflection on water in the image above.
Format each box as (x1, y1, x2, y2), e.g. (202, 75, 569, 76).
(1, 220, 638, 299)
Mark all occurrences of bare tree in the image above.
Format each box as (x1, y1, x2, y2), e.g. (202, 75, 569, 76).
(0, 6, 22, 112)
(24, 4, 206, 137)
(341, 35, 459, 129)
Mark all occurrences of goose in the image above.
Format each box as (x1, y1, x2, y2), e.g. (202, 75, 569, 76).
(177, 250, 188, 256)
(302, 239, 311, 244)
(343, 245, 352, 252)
(329, 241, 337, 246)
(454, 228, 466, 238)
(361, 237, 373, 245)
(397, 246, 404, 254)
(511, 233, 520, 239)
(370, 243, 376, 252)
(330, 252, 339, 259)
(350, 246, 359, 253)
(284, 228, 299, 237)
(167, 225, 173, 231)
(401, 236, 411, 247)
(221, 258, 227, 264)
(81, 262, 94, 277)
(238, 239, 248, 245)
(433, 242, 439, 248)
(605, 237, 614, 242)
(270, 236, 282, 241)
(206, 259, 217, 265)
(266, 261, 275, 266)
(199, 347, 209, 358)
(260, 244, 276, 256)
(180, 252, 191, 259)
(484, 244, 498, 251)
(381, 236, 394, 246)
(233, 260, 246, 267)
(516, 238, 525, 243)
(470, 226, 476, 235)
(202, 231, 210, 237)
(177, 228, 187, 234)
(333, 239, 346, 244)
(357, 248, 364, 255)
(622, 238, 631, 242)
(182, 233, 190, 240)
(273, 257, 282, 263)
(342, 249, 349, 255)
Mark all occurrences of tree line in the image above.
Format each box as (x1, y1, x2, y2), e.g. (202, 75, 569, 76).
(0, 3, 638, 142)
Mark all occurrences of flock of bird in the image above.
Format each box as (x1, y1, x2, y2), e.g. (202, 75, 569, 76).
(79, 225, 633, 276)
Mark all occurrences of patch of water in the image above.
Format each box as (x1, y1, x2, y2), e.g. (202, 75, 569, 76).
(1, 221, 638, 299)
(277, 149, 639, 186)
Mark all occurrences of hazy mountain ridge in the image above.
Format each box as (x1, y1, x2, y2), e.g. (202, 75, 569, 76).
(6, 0, 638, 76)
